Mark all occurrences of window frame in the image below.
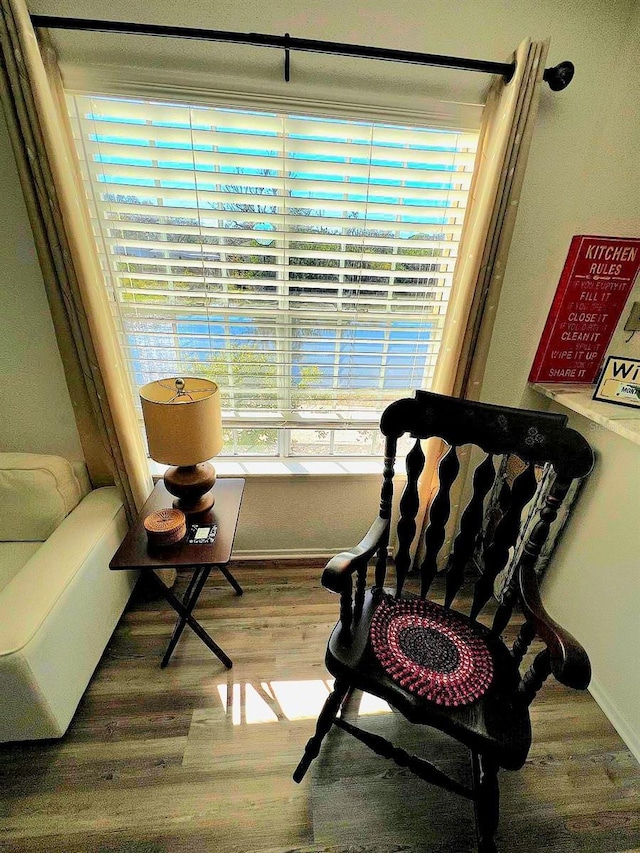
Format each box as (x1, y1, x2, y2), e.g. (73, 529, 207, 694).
(67, 91, 481, 459)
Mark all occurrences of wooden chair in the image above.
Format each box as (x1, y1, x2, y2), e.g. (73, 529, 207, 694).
(293, 390, 594, 853)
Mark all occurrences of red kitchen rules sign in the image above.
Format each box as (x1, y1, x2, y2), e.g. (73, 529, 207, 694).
(529, 235, 640, 383)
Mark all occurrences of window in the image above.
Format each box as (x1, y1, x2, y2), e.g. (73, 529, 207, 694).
(67, 94, 479, 457)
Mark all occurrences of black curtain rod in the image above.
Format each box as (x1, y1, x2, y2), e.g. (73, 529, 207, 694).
(30, 15, 575, 91)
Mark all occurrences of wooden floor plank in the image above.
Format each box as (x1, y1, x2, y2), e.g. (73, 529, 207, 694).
(0, 563, 638, 853)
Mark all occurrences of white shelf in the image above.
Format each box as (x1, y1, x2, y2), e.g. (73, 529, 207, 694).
(531, 383, 640, 446)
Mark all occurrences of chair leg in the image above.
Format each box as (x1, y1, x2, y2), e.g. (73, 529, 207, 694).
(472, 751, 500, 853)
(293, 678, 350, 783)
(339, 685, 357, 720)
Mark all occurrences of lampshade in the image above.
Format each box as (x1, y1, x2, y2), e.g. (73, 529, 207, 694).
(139, 377, 223, 466)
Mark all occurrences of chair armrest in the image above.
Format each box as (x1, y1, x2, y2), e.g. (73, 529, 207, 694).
(518, 563, 591, 690)
(322, 516, 390, 593)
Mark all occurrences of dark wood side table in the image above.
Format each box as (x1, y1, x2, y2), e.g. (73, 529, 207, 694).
(110, 478, 245, 669)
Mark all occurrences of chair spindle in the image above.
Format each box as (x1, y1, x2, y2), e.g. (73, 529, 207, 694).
(394, 438, 425, 598)
(445, 454, 496, 609)
(419, 444, 460, 599)
(338, 575, 353, 640)
(498, 473, 513, 515)
(374, 435, 396, 589)
(491, 584, 518, 637)
(516, 479, 570, 576)
(470, 462, 538, 622)
(482, 472, 512, 555)
(511, 620, 536, 666)
(518, 648, 552, 705)
(335, 717, 473, 799)
(354, 563, 367, 621)
(492, 477, 570, 635)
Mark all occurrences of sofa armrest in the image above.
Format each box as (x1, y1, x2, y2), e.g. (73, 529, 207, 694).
(0, 487, 127, 658)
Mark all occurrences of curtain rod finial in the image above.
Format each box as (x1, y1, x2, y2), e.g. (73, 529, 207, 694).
(543, 61, 574, 91)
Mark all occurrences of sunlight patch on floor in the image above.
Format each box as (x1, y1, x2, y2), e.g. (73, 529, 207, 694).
(217, 683, 279, 725)
(357, 691, 393, 715)
(269, 679, 331, 720)
(216, 679, 392, 724)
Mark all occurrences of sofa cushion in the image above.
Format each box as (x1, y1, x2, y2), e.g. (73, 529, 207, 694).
(0, 454, 84, 541)
(0, 542, 41, 593)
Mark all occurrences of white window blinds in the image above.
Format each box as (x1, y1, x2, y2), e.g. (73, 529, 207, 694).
(67, 94, 479, 452)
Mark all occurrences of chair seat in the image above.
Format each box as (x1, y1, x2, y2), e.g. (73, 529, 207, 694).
(326, 590, 532, 770)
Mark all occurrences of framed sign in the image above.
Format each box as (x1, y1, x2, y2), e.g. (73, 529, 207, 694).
(592, 356, 640, 409)
(529, 235, 640, 383)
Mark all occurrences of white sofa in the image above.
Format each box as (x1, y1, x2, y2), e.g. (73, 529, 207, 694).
(0, 453, 137, 742)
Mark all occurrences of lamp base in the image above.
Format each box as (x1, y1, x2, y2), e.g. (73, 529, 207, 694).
(164, 462, 216, 515)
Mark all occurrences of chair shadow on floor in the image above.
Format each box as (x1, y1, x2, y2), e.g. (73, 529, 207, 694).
(310, 690, 568, 853)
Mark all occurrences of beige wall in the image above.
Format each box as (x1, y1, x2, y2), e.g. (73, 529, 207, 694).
(532, 1, 640, 761)
(0, 117, 82, 460)
(0, 0, 638, 748)
(604, 277, 640, 365)
(0, 0, 633, 512)
(230, 474, 384, 556)
(541, 409, 640, 760)
(486, 0, 640, 410)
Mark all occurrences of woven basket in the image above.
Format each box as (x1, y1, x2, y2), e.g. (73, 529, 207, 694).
(144, 508, 186, 546)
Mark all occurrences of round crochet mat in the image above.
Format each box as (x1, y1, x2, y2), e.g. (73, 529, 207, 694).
(369, 598, 494, 707)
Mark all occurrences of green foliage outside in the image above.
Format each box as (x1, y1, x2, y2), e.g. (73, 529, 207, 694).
(185, 344, 322, 452)
(110, 188, 444, 451)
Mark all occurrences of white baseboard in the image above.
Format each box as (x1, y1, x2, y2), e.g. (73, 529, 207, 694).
(232, 545, 396, 562)
(589, 675, 640, 764)
(231, 548, 336, 561)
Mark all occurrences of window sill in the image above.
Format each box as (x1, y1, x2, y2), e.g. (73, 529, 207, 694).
(149, 457, 404, 479)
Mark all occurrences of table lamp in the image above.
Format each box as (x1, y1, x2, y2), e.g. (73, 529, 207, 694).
(140, 377, 223, 514)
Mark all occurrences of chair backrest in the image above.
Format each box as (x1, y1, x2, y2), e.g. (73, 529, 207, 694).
(376, 391, 594, 632)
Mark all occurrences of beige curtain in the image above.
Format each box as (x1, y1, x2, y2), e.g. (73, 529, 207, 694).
(413, 38, 549, 565)
(0, 0, 153, 520)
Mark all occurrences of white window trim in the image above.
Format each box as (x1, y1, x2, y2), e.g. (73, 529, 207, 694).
(149, 456, 409, 478)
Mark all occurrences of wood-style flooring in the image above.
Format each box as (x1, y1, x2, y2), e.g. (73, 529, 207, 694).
(0, 562, 638, 853)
